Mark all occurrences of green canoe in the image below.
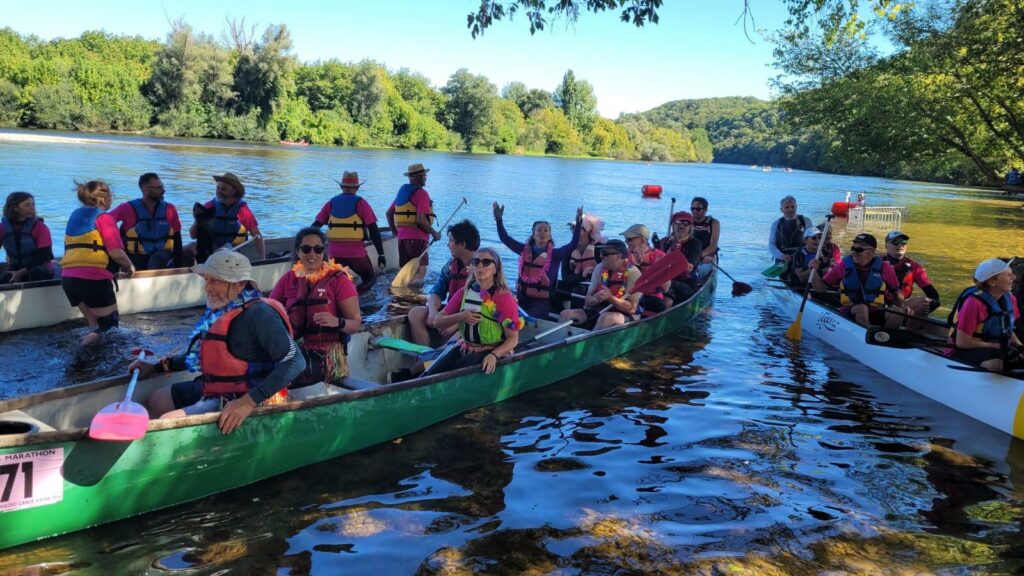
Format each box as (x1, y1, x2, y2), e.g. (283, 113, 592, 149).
(0, 271, 716, 550)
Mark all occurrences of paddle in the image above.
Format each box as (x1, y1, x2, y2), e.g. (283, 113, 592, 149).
(88, 349, 151, 441)
(786, 216, 833, 341)
(761, 262, 788, 278)
(666, 197, 676, 238)
(391, 197, 468, 288)
(708, 262, 753, 297)
(590, 248, 692, 317)
(865, 326, 946, 349)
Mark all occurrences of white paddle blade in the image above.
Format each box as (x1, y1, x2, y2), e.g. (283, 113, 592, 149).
(390, 255, 424, 288)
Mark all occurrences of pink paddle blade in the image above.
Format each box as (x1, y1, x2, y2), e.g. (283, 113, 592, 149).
(88, 401, 150, 441)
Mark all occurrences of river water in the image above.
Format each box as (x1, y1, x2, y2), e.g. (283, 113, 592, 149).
(2, 129, 1024, 573)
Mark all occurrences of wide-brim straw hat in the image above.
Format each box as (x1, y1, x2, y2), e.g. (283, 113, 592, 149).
(336, 171, 366, 188)
(403, 163, 430, 176)
(212, 172, 245, 196)
(192, 250, 257, 288)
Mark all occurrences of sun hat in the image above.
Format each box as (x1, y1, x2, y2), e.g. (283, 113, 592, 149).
(671, 211, 694, 223)
(804, 227, 822, 239)
(212, 172, 245, 197)
(337, 171, 365, 188)
(974, 258, 1015, 283)
(566, 213, 607, 243)
(192, 250, 257, 287)
(600, 239, 628, 257)
(852, 233, 877, 248)
(621, 224, 650, 241)
(403, 163, 429, 176)
(885, 230, 910, 243)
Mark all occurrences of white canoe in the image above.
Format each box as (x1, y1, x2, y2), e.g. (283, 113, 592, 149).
(771, 283, 1024, 440)
(0, 234, 400, 333)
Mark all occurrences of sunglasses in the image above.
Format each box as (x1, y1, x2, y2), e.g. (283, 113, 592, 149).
(690, 206, 705, 211)
(299, 245, 325, 254)
(850, 246, 871, 253)
(470, 258, 496, 267)
(888, 240, 908, 246)
(674, 221, 693, 226)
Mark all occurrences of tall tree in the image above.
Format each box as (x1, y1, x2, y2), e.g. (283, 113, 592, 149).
(232, 23, 296, 119)
(348, 60, 386, 126)
(441, 68, 497, 151)
(553, 69, 597, 134)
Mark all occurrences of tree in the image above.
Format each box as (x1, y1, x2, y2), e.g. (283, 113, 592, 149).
(145, 21, 234, 113)
(468, 0, 663, 38)
(441, 68, 497, 151)
(347, 60, 386, 127)
(232, 23, 296, 119)
(553, 70, 597, 135)
(502, 81, 553, 116)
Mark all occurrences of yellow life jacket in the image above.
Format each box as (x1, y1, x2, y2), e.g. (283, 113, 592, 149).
(393, 184, 434, 229)
(62, 207, 110, 269)
(327, 194, 365, 242)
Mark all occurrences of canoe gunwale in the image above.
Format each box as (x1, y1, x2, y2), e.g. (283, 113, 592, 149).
(0, 272, 716, 449)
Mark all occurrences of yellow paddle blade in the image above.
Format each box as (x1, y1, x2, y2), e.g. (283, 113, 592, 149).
(390, 255, 423, 288)
(785, 313, 803, 341)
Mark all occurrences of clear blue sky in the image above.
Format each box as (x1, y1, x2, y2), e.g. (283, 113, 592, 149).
(2, 1, 791, 118)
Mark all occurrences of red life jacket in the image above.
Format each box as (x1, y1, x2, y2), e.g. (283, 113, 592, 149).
(284, 271, 349, 349)
(518, 242, 553, 299)
(199, 298, 293, 397)
(568, 243, 597, 276)
(448, 257, 469, 298)
(886, 255, 919, 300)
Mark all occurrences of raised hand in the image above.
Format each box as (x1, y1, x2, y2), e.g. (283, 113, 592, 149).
(492, 202, 505, 221)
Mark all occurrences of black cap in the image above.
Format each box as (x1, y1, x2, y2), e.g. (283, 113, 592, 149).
(852, 233, 877, 248)
(600, 239, 628, 256)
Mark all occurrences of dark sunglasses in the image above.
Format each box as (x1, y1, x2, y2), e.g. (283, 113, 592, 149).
(888, 240, 908, 246)
(850, 246, 871, 253)
(674, 221, 693, 227)
(470, 258, 496, 267)
(299, 244, 325, 254)
(690, 206, 705, 211)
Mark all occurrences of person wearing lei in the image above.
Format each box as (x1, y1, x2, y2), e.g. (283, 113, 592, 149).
(433, 247, 523, 374)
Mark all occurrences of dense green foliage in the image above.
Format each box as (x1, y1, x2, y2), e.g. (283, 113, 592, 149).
(0, 24, 708, 162)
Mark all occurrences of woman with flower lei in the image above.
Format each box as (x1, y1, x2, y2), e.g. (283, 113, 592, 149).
(270, 227, 362, 387)
(434, 247, 522, 374)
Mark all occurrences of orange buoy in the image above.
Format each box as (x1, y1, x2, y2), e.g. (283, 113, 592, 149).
(830, 201, 861, 216)
(641, 184, 663, 197)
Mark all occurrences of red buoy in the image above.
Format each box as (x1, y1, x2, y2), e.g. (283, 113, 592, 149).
(830, 201, 861, 216)
(641, 184, 663, 197)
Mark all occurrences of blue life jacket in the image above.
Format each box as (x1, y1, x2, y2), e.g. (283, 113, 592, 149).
(949, 287, 1016, 342)
(123, 199, 172, 255)
(212, 201, 248, 248)
(840, 255, 885, 306)
(2, 216, 40, 269)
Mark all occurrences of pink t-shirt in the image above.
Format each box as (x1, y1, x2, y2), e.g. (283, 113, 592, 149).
(821, 257, 900, 298)
(270, 268, 359, 311)
(314, 195, 379, 259)
(62, 213, 123, 280)
(203, 200, 260, 233)
(954, 294, 1021, 337)
(109, 201, 183, 234)
(0, 219, 53, 250)
(389, 188, 432, 241)
(443, 286, 522, 332)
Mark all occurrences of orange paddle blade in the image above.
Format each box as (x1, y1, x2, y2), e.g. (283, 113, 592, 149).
(785, 312, 803, 341)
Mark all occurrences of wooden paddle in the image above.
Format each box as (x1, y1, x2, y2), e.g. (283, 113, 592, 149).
(391, 197, 468, 288)
(88, 349, 151, 441)
(786, 216, 833, 341)
(709, 262, 753, 296)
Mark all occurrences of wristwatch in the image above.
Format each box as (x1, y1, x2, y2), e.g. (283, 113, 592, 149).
(338, 318, 347, 333)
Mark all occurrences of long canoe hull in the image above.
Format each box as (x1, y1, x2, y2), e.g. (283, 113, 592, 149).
(0, 235, 400, 332)
(0, 272, 716, 549)
(771, 285, 1024, 439)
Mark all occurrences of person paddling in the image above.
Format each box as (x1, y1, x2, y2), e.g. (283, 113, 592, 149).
(138, 251, 305, 433)
(493, 202, 582, 319)
(690, 196, 720, 278)
(945, 258, 1022, 372)
(313, 171, 386, 293)
(1, 192, 60, 284)
(431, 247, 523, 374)
(811, 233, 904, 327)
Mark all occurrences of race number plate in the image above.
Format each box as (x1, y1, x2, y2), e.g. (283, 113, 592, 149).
(0, 448, 64, 512)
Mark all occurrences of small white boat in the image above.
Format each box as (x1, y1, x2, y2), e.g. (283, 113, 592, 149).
(0, 234, 400, 333)
(771, 283, 1024, 440)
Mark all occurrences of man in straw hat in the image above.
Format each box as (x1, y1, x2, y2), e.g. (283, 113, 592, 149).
(312, 170, 386, 293)
(387, 162, 441, 283)
(133, 250, 305, 434)
(185, 172, 265, 264)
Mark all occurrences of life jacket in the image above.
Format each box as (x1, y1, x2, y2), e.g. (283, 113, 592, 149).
(885, 255, 919, 300)
(198, 298, 293, 397)
(392, 184, 435, 229)
(568, 243, 597, 276)
(459, 283, 505, 346)
(598, 265, 631, 300)
(839, 255, 886, 306)
(212, 200, 249, 248)
(122, 199, 173, 256)
(774, 216, 808, 257)
(692, 216, 716, 253)
(1, 217, 41, 269)
(948, 287, 1016, 343)
(62, 207, 110, 269)
(792, 247, 815, 272)
(285, 271, 346, 349)
(629, 248, 665, 298)
(447, 257, 469, 298)
(327, 194, 365, 242)
(518, 242, 553, 299)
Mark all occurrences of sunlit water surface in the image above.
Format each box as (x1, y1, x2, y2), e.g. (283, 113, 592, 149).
(2, 130, 1024, 573)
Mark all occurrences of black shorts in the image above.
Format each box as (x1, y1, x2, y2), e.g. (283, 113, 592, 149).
(170, 378, 205, 409)
(61, 276, 116, 308)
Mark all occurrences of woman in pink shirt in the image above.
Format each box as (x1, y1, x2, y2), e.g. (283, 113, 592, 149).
(1, 192, 59, 283)
(60, 181, 135, 345)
